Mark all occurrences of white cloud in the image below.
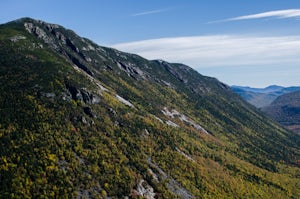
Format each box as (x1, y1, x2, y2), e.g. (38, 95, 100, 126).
(211, 9, 300, 23)
(132, 9, 168, 17)
(110, 35, 300, 69)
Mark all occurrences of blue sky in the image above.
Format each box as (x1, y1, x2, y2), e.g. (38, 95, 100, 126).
(1, 0, 300, 87)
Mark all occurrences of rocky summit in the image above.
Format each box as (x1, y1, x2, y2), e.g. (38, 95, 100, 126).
(0, 18, 299, 198)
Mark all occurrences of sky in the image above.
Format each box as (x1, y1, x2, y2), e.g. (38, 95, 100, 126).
(1, 0, 300, 87)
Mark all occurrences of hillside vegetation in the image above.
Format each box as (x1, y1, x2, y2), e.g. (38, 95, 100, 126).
(262, 91, 300, 134)
(0, 18, 299, 198)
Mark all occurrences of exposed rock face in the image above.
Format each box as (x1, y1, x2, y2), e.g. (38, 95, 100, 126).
(82, 89, 101, 104)
(54, 31, 66, 44)
(66, 38, 80, 53)
(24, 22, 55, 45)
(24, 19, 95, 77)
(71, 114, 88, 125)
(41, 92, 56, 99)
(83, 107, 96, 118)
(117, 61, 147, 80)
(65, 84, 83, 101)
(43, 22, 59, 30)
(134, 179, 156, 199)
(176, 147, 196, 162)
(156, 60, 212, 94)
(147, 158, 194, 199)
(115, 94, 134, 107)
(9, 35, 26, 42)
(161, 62, 189, 84)
(162, 107, 209, 134)
(166, 120, 179, 127)
(65, 84, 100, 104)
(67, 53, 94, 76)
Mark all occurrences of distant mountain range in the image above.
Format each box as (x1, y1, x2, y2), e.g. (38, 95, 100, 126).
(232, 85, 300, 134)
(262, 91, 300, 134)
(231, 85, 300, 108)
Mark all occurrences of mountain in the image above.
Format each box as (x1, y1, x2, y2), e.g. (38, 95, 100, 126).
(232, 85, 300, 108)
(0, 18, 299, 198)
(232, 85, 284, 94)
(232, 85, 300, 134)
(262, 91, 300, 134)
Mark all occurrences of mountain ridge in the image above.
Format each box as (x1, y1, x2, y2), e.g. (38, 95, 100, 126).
(262, 91, 300, 134)
(231, 85, 300, 108)
(0, 18, 299, 198)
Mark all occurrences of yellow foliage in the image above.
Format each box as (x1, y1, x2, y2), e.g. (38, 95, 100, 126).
(47, 154, 57, 162)
(46, 165, 56, 170)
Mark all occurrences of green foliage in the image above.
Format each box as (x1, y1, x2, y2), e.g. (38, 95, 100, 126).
(262, 91, 300, 134)
(0, 18, 299, 198)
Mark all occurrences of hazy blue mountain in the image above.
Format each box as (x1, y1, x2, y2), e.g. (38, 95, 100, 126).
(0, 18, 299, 198)
(262, 91, 300, 134)
(232, 85, 300, 108)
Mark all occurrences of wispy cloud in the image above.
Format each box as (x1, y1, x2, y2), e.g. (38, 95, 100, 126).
(209, 9, 300, 23)
(132, 8, 168, 17)
(111, 35, 300, 68)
